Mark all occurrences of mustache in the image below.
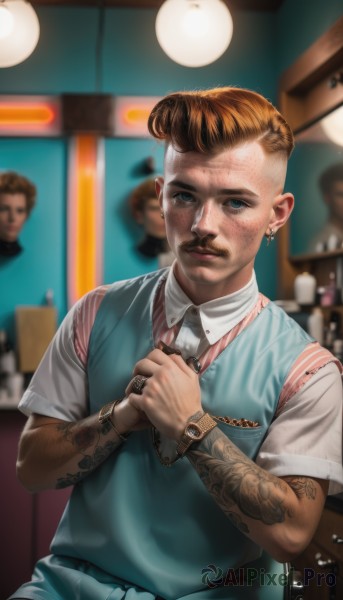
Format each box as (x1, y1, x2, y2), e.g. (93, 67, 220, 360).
(180, 236, 228, 257)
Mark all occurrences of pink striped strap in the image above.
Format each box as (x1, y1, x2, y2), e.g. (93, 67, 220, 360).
(277, 342, 342, 414)
(73, 280, 341, 409)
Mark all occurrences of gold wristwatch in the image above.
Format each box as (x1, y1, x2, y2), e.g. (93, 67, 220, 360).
(99, 401, 115, 425)
(99, 400, 128, 441)
(176, 413, 217, 457)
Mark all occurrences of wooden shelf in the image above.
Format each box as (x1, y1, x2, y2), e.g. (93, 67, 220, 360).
(290, 249, 343, 264)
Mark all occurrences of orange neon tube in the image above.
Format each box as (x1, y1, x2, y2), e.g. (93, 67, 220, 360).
(0, 104, 55, 125)
(74, 135, 98, 299)
(124, 107, 151, 125)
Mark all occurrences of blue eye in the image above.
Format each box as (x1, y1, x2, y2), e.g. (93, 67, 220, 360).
(173, 191, 195, 203)
(226, 199, 247, 210)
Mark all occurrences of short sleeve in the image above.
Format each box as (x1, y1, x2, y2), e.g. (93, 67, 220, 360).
(256, 362, 343, 495)
(18, 287, 108, 421)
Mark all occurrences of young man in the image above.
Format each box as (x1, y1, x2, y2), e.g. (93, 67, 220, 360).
(0, 171, 36, 257)
(10, 88, 342, 600)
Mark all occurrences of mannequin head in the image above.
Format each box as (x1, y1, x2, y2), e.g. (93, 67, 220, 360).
(129, 178, 166, 240)
(0, 171, 36, 245)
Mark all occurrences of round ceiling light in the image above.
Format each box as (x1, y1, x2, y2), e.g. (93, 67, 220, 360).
(155, 0, 233, 68)
(0, 5, 14, 39)
(0, 1, 40, 68)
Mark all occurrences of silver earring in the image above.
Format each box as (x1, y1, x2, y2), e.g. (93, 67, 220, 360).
(266, 228, 275, 245)
(160, 212, 164, 219)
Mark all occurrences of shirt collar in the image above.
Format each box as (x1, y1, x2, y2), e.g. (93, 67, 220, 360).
(165, 267, 259, 345)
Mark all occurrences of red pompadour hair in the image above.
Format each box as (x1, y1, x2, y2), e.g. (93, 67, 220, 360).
(148, 87, 294, 158)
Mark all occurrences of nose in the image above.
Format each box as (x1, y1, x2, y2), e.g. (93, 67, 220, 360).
(8, 210, 15, 222)
(191, 202, 219, 238)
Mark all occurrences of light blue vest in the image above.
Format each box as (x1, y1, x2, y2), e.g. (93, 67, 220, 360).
(49, 270, 312, 599)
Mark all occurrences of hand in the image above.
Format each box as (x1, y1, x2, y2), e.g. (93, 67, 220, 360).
(113, 396, 151, 435)
(126, 348, 202, 440)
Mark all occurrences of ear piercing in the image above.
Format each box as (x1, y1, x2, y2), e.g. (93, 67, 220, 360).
(266, 228, 275, 245)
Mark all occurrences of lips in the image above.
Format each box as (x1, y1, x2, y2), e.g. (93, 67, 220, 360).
(186, 247, 220, 256)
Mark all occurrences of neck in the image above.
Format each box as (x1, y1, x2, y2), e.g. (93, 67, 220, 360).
(0, 238, 22, 257)
(173, 262, 254, 305)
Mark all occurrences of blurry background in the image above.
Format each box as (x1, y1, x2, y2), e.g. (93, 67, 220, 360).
(0, 0, 341, 340)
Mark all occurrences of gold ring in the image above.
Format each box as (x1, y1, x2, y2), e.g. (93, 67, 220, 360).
(131, 375, 148, 395)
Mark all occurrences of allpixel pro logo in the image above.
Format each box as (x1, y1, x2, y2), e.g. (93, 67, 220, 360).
(201, 564, 224, 588)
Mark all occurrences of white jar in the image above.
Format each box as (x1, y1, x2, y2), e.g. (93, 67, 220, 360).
(294, 272, 317, 305)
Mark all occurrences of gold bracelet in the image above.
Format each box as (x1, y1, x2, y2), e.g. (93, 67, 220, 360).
(109, 399, 129, 442)
(98, 399, 129, 442)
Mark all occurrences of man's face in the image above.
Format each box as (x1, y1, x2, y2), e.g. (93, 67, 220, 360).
(139, 197, 167, 239)
(156, 141, 293, 303)
(0, 192, 28, 242)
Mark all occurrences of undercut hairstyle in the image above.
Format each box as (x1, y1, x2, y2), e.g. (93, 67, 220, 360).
(129, 178, 158, 218)
(148, 87, 294, 158)
(0, 171, 37, 215)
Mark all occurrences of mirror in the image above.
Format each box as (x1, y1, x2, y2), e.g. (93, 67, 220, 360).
(288, 103, 343, 257)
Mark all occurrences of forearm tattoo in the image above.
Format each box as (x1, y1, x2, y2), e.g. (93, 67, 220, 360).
(55, 421, 120, 488)
(283, 476, 317, 500)
(188, 427, 303, 533)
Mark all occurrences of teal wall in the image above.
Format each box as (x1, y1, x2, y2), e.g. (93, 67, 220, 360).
(0, 2, 342, 343)
(276, 0, 343, 73)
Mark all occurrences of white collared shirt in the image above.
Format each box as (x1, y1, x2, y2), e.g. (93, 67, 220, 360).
(165, 267, 259, 358)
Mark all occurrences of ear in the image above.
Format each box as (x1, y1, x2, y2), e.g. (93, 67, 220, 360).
(268, 192, 294, 233)
(155, 176, 164, 210)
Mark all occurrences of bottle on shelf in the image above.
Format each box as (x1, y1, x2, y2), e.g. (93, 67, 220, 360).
(325, 321, 338, 352)
(321, 272, 338, 307)
(308, 307, 324, 345)
(294, 272, 317, 305)
(0, 329, 16, 377)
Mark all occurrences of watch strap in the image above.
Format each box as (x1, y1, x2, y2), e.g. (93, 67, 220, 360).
(176, 412, 217, 457)
(99, 400, 128, 442)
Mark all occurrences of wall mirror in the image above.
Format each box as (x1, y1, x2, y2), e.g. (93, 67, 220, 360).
(288, 102, 343, 257)
(278, 16, 343, 261)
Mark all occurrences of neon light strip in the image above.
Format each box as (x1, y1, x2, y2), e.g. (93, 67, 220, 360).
(124, 107, 152, 125)
(67, 135, 104, 307)
(0, 96, 60, 135)
(0, 105, 55, 124)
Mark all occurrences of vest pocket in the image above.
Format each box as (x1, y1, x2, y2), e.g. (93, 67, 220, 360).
(217, 422, 264, 458)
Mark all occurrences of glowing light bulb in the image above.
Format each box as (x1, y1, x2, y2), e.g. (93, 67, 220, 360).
(0, 5, 14, 39)
(0, 1, 40, 68)
(156, 0, 233, 68)
(181, 3, 209, 38)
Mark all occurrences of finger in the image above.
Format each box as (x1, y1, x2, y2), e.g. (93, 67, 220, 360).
(133, 351, 170, 376)
(158, 342, 201, 374)
(125, 375, 149, 396)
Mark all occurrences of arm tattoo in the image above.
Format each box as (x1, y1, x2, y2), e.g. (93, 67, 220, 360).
(283, 476, 317, 500)
(188, 427, 290, 531)
(55, 421, 121, 488)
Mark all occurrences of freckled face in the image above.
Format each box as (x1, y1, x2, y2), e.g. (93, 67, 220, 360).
(156, 141, 291, 303)
(0, 193, 28, 242)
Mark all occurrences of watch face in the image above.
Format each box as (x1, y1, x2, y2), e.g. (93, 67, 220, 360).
(185, 424, 201, 440)
(99, 403, 112, 423)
